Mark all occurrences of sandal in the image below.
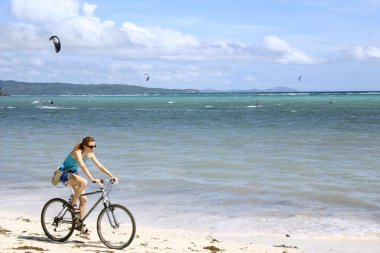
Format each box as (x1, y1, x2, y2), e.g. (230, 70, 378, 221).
(68, 203, 81, 214)
(75, 223, 89, 234)
(81, 226, 89, 234)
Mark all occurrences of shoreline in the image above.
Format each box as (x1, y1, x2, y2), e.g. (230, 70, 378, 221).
(1, 211, 380, 253)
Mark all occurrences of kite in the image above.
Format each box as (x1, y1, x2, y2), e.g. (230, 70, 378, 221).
(144, 73, 150, 81)
(49, 35, 61, 53)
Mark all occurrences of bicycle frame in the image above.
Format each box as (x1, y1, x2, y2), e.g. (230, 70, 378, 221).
(68, 182, 113, 224)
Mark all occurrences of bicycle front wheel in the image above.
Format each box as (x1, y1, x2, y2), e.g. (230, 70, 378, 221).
(97, 204, 136, 249)
(41, 198, 75, 242)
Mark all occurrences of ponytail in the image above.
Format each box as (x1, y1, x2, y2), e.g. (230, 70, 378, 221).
(73, 143, 83, 151)
(73, 136, 95, 151)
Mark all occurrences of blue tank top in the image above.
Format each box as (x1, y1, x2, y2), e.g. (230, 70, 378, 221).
(61, 152, 88, 173)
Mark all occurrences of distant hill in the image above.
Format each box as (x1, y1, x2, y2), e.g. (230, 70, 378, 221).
(0, 80, 199, 95)
(201, 86, 298, 93)
(0, 80, 298, 95)
(261, 86, 299, 92)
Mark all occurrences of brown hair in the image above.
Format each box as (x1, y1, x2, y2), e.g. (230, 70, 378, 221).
(73, 136, 95, 151)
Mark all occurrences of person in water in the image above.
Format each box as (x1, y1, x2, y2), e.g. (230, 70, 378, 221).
(59, 136, 118, 231)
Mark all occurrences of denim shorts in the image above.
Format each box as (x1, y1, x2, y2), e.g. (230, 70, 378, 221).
(59, 167, 78, 185)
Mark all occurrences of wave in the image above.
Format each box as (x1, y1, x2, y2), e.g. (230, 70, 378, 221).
(36, 106, 77, 110)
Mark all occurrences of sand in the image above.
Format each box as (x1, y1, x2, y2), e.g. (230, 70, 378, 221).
(0, 211, 379, 253)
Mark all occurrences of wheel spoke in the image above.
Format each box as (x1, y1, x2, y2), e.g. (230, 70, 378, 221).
(41, 198, 75, 242)
(97, 204, 136, 249)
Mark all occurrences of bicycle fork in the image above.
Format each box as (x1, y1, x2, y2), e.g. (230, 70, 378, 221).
(103, 197, 120, 228)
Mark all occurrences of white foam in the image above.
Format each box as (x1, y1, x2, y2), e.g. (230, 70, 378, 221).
(36, 106, 77, 110)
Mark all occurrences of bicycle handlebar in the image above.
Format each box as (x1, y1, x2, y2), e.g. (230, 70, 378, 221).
(94, 179, 116, 195)
(92, 178, 116, 184)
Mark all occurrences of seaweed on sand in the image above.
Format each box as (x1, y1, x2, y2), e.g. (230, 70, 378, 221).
(204, 245, 224, 252)
(12, 245, 48, 251)
(0, 227, 11, 235)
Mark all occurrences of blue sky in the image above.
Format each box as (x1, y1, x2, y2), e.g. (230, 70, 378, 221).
(0, 0, 380, 91)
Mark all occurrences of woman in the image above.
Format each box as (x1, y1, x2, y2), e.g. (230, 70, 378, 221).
(59, 136, 118, 231)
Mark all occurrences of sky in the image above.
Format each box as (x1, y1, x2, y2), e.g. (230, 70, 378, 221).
(0, 0, 380, 91)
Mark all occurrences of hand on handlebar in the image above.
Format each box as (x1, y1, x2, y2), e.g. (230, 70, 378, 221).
(92, 179, 102, 185)
(111, 177, 119, 184)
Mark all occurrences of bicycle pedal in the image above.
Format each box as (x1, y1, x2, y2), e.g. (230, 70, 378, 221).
(73, 218, 82, 227)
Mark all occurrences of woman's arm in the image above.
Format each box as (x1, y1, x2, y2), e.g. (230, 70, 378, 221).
(89, 152, 119, 183)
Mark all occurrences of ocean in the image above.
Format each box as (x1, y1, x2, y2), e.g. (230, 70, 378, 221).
(0, 92, 379, 239)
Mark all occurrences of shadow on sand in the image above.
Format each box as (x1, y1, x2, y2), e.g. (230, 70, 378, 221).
(18, 234, 106, 250)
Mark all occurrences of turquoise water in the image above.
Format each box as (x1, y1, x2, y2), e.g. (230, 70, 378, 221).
(1, 92, 379, 238)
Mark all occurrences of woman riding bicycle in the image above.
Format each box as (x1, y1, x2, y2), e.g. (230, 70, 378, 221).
(58, 136, 118, 231)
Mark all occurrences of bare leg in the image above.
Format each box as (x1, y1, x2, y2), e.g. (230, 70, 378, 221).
(79, 194, 87, 220)
(67, 175, 88, 218)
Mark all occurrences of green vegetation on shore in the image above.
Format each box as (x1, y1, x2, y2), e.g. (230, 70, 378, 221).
(0, 80, 199, 95)
(0, 80, 300, 96)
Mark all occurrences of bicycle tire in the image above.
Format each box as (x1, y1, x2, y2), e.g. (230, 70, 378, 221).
(41, 198, 75, 242)
(97, 204, 136, 249)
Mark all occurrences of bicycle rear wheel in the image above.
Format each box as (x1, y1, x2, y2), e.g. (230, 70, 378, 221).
(97, 204, 136, 249)
(41, 198, 75, 242)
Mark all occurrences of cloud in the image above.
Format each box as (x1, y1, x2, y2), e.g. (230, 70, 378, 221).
(0, 0, 332, 89)
(11, 0, 80, 23)
(258, 35, 325, 64)
(8, 0, 201, 53)
(83, 3, 97, 16)
(7, 0, 121, 50)
(121, 22, 200, 50)
(30, 58, 44, 66)
(350, 45, 380, 61)
(2, 0, 323, 64)
(0, 22, 45, 50)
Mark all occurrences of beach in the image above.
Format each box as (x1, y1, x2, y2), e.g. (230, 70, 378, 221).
(0, 211, 288, 253)
(1, 93, 380, 252)
(1, 211, 380, 253)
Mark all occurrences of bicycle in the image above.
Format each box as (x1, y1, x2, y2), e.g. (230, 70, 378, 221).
(40, 179, 136, 249)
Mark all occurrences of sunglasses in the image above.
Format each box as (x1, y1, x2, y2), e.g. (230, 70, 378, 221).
(86, 144, 97, 149)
